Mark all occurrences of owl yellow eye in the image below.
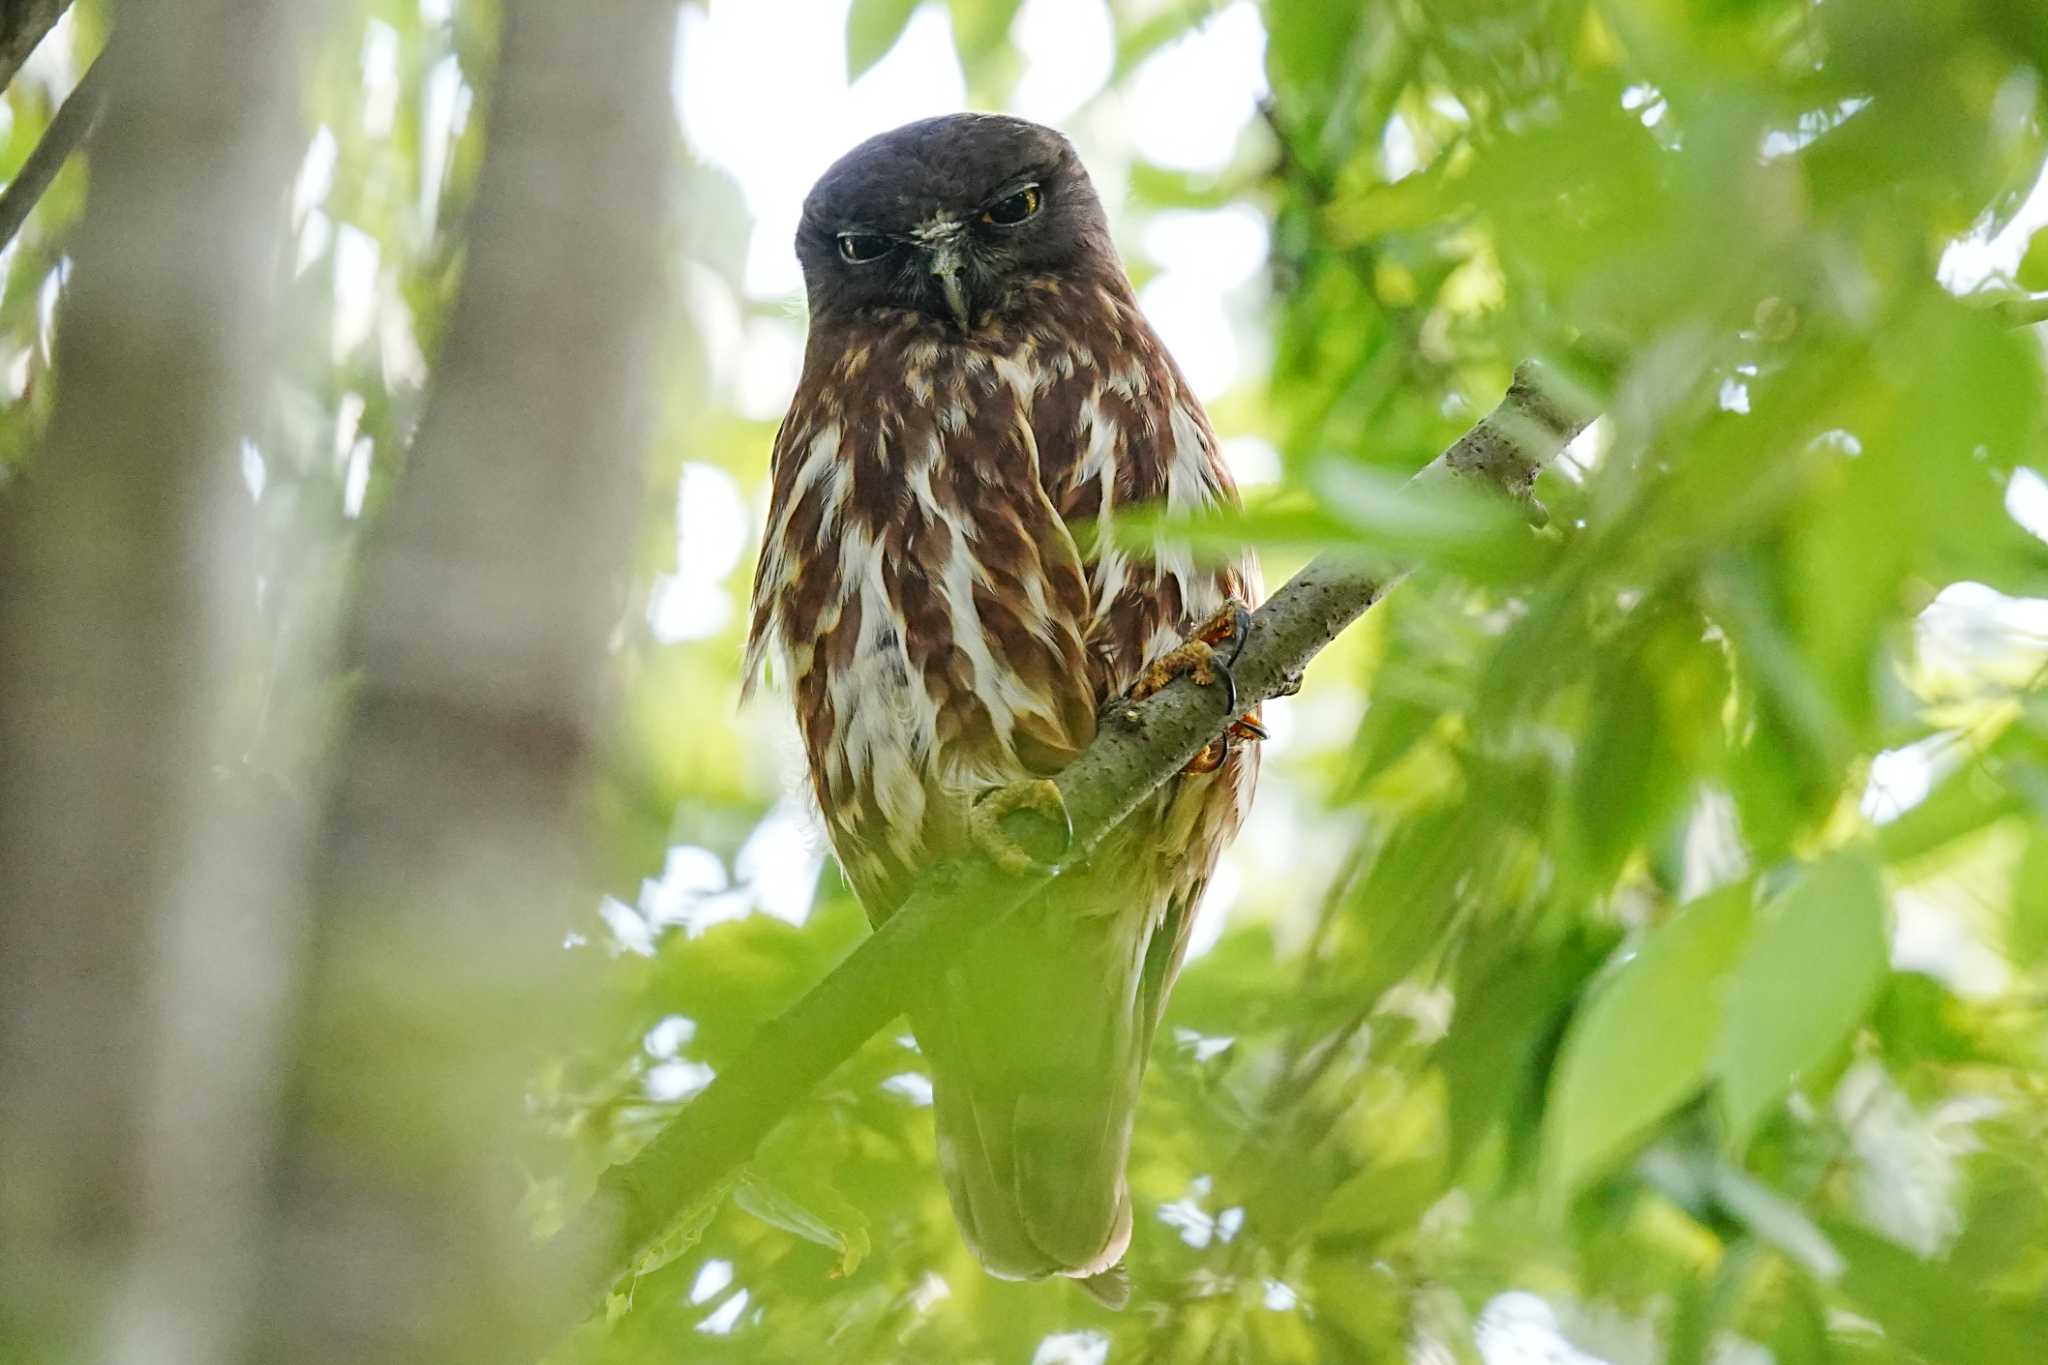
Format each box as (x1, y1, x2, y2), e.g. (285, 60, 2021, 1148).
(838, 233, 893, 263)
(981, 185, 1041, 227)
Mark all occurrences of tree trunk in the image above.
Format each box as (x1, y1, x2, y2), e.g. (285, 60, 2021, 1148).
(250, 3, 679, 1361)
(0, 2, 311, 1360)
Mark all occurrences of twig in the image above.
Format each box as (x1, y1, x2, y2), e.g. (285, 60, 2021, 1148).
(544, 363, 1597, 1318)
(1987, 292, 2048, 329)
(0, 45, 107, 253)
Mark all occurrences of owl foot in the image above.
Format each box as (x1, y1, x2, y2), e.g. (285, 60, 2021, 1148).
(1128, 602, 1253, 711)
(970, 778, 1072, 875)
(1185, 710, 1268, 775)
(1127, 602, 1266, 774)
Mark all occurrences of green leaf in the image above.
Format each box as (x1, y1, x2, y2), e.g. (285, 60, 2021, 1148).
(1711, 854, 1888, 1149)
(1343, 688, 1441, 796)
(846, 0, 922, 80)
(1115, 466, 1548, 584)
(948, 0, 1021, 67)
(1709, 555, 1853, 854)
(1666, 1274, 1711, 1365)
(1315, 1156, 1448, 1242)
(1264, 0, 1366, 102)
(1826, 1219, 2040, 1365)
(1110, 497, 1361, 563)
(1438, 937, 1607, 1176)
(2019, 225, 2048, 292)
(1569, 633, 1683, 888)
(1785, 469, 1901, 746)
(1950, 1156, 2048, 1285)
(2009, 830, 2048, 967)
(734, 1171, 871, 1276)
(1307, 1257, 1405, 1350)
(1311, 460, 1549, 581)
(618, 1177, 726, 1310)
(1875, 758, 2023, 866)
(1542, 881, 1756, 1202)
(1770, 1271, 1831, 1365)
(1340, 803, 1475, 995)
(1126, 158, 1248, 209)
(1872, 971, 1983, 1067)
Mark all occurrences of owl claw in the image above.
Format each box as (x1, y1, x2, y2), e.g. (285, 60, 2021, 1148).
(1186, 709, 1267, 774)
(1129, 602, 1254, 710)
(970, 778, 1071, 875)
(1127, 602, 1265, 774)
(1196, 603, 1252, 713)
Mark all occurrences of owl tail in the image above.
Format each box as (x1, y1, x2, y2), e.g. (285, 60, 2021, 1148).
(915, 894, 1153, 1301)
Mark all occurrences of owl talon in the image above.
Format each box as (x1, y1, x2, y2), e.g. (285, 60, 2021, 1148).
(971, 778, 1071, 874)
(1127, 601, 1255, 715)
(1125, 602, 1263, 777)
(1186, 709, 1267, 774)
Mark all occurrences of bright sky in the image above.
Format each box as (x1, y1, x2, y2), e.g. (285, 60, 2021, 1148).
(1941, 155, 2048, 291)
(672, 0, 1264, 296)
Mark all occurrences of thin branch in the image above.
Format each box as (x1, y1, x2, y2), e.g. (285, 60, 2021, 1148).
(0, 0, 70, 93)
(1987, 292, 2048, 328)
(546, 363, 1597, 1318)
(0, 43, 106, 253)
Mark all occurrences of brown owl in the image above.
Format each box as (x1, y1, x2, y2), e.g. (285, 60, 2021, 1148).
(744, 113, 1261, 1302)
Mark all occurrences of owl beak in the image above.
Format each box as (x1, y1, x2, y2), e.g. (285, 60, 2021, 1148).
(925, 239, 973, 330)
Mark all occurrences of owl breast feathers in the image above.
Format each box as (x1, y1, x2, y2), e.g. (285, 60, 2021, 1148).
(744, 113, 1259, 1297)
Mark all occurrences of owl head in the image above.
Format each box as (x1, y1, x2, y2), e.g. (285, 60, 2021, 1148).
(795, 113, 1117, 332)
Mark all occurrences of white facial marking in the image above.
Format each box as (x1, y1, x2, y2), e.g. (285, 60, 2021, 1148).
(909, 214, 964, 244)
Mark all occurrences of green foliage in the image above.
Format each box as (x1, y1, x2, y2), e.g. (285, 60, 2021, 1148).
(1826, 1219, 2043, 1365)
(1544, 881, 1757, 1202)
(8, 0, 2034, 1358)
(845, 0, 922, 80)
(560, 0, 2048, 1352)
(1713, 854, 1888, 1149)
(2022, 226, 2048, 292)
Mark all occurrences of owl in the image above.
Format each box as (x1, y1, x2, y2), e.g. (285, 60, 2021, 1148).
(744, 113, 1260, 1302)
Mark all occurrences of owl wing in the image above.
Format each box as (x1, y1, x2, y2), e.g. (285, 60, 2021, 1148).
(920, 321, 1262, 1288)
(1028, 315, 1262, 1044)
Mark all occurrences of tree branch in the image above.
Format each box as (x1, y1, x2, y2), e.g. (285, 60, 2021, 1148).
(1987, 292, 2048, 328)
(546, 364, 1596, 1316)
(0, 43, 105, 253)
(0, 0, 70, 93)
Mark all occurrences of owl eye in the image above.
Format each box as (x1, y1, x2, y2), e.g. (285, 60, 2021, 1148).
(981, 185, 1041, 227)
(837, 232, 894, 264)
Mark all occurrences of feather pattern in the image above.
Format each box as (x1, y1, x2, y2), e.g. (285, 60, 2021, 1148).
(744, 113, 1258, 1287)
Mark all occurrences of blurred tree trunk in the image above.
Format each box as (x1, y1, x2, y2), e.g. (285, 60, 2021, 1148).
(250, 2, 677, 1361)
(0, 2, 310, 1361)
(0, 0, 70, 88)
